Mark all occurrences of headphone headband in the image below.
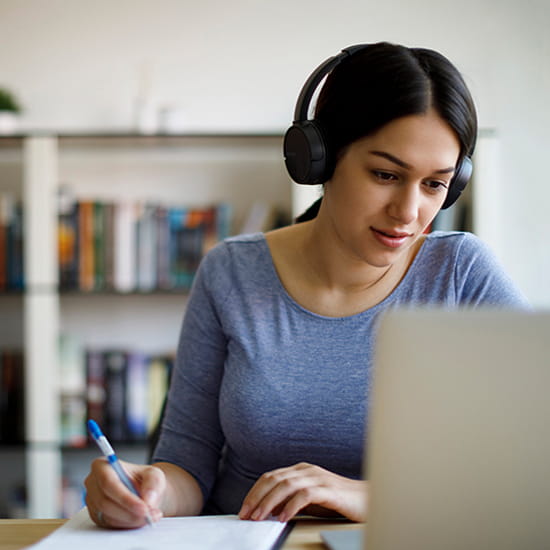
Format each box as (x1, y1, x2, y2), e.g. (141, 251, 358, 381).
(293, 45, 369, 121)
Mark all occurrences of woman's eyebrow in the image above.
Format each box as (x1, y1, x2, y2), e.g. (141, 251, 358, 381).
(369, 150, 455, 174)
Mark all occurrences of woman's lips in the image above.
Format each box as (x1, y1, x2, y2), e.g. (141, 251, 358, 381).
(371, 227, 412, 248)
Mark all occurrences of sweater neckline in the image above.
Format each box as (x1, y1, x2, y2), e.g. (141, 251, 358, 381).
(256, 232, 434, 321)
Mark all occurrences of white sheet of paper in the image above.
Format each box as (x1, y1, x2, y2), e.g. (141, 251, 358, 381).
(27, 508, 289, 550)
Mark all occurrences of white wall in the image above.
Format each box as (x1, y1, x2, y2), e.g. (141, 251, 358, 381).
(0, 0, 549, 306)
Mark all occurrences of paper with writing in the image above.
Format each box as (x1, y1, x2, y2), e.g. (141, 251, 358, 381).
(27, 507, 289, 550)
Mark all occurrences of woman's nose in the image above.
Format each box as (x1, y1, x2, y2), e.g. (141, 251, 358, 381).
(388, 184, 419, 224)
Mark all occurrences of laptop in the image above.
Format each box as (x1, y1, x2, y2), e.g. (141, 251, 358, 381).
(366, 308, 550, 550)
(323, 308, 550, 550)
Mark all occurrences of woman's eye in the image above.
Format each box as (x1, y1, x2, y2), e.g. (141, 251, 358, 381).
(373, 170, 397, 181)
(425, 180, 449, 191)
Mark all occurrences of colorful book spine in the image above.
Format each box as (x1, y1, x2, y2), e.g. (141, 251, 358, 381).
(58, 198, 79, 290)
(78, 201, 95, 292)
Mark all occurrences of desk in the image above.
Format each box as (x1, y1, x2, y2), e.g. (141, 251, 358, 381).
(0, 517, 363, 550)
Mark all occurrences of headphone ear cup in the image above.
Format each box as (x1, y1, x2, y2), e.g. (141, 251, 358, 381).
(441, 156, 473, 210)
(284, 120, 330, 185)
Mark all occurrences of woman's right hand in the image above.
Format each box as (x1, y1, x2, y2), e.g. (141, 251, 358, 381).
(84, 457, 166, 529)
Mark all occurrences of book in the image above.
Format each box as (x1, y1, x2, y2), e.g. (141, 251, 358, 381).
(0, 192, 15, 291)
(102, 350, 128, 442)
(125, 352, 149, 441)
(59, 334, 87, 447)
(6, 202, 24, 290)
(93, 202, 106, 290)
(136, 203, 157, 291)
(103, 202, 115, 290)
(113, 201, 137, 292)
(78, 201, 95, 292)
(0, 349, 25, 443)
(86, 349, 106, 433)
(57, 187, 79, 290)
(155, 205, 171, 290)
(147, 355, 172, 435)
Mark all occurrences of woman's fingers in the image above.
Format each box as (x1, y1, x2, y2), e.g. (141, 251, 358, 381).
(277, 485, 333, 523)
(239, 463, 328, 521)
(239, 463, 310, 520)
(239, 462, 367, 523)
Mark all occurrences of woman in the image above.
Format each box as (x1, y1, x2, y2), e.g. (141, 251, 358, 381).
(84, 42, 528, 528)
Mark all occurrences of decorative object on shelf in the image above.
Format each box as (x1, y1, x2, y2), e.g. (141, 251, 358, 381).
(0, 87, 22, 135)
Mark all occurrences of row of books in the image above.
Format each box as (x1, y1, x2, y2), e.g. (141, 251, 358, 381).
(59, 335, 173, 447)
(0, 349, 24, 444)
(58, 191, 232, 292)
(0, 193, 24, 292)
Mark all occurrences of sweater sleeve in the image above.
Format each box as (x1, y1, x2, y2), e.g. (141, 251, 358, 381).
(152, 242, 232, 502)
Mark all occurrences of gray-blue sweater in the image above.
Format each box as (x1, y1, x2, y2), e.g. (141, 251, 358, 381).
(153, 231, 529, 514)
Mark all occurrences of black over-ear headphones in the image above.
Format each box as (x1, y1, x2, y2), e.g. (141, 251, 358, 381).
(283, 44, 472, 210)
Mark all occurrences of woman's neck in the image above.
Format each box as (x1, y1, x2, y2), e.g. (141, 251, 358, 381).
(265, 221, 422, 317)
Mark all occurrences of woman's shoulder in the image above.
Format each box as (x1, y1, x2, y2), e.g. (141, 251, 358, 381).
(418, 231, 529, 307)
(424, 229, 481, 247)
(204, 232, 268, 263)
(198, 231, 273, 287)
(421, 230, 489, 259)
(407, 230, 493, 281)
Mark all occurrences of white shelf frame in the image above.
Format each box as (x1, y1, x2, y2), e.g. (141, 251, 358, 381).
(23, 136, 61, 518)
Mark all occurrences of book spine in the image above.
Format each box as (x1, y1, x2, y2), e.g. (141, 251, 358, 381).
(156, 206, 171, 290)
(136, 203, 157, 292)
(7, 202, 24, 291)
(59, 334, 87, 447)
(0, 349, 25, 443)
(113, 201, 137, 292)
(93, 202, 106, 291)
(147, 355, 172, 435)
(125, 352, 149, 441)
(86, 349, 106, 434)
(58, 200, 79, 290)
(78, 201, 95, 292)
(0, 192, 15, 292)
(103, 202, 115, 290)
(103, 350, 128, 442)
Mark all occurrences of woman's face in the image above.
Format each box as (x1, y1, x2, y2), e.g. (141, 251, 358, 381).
(321, 108, 461, 268)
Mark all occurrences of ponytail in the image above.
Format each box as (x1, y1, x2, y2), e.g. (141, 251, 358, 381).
(294, 197, 322, 223)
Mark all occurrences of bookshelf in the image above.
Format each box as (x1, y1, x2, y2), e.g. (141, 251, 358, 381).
(0, 132, 292, 518)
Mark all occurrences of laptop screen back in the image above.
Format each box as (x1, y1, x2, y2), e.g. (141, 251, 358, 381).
(365, 309, 550, 550)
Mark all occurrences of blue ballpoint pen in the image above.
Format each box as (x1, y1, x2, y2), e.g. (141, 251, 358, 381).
(87, 419, 154, 527)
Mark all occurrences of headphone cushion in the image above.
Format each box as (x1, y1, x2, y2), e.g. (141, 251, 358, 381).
(284, 121, 329, 185)
(441, 156, 473, 210)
